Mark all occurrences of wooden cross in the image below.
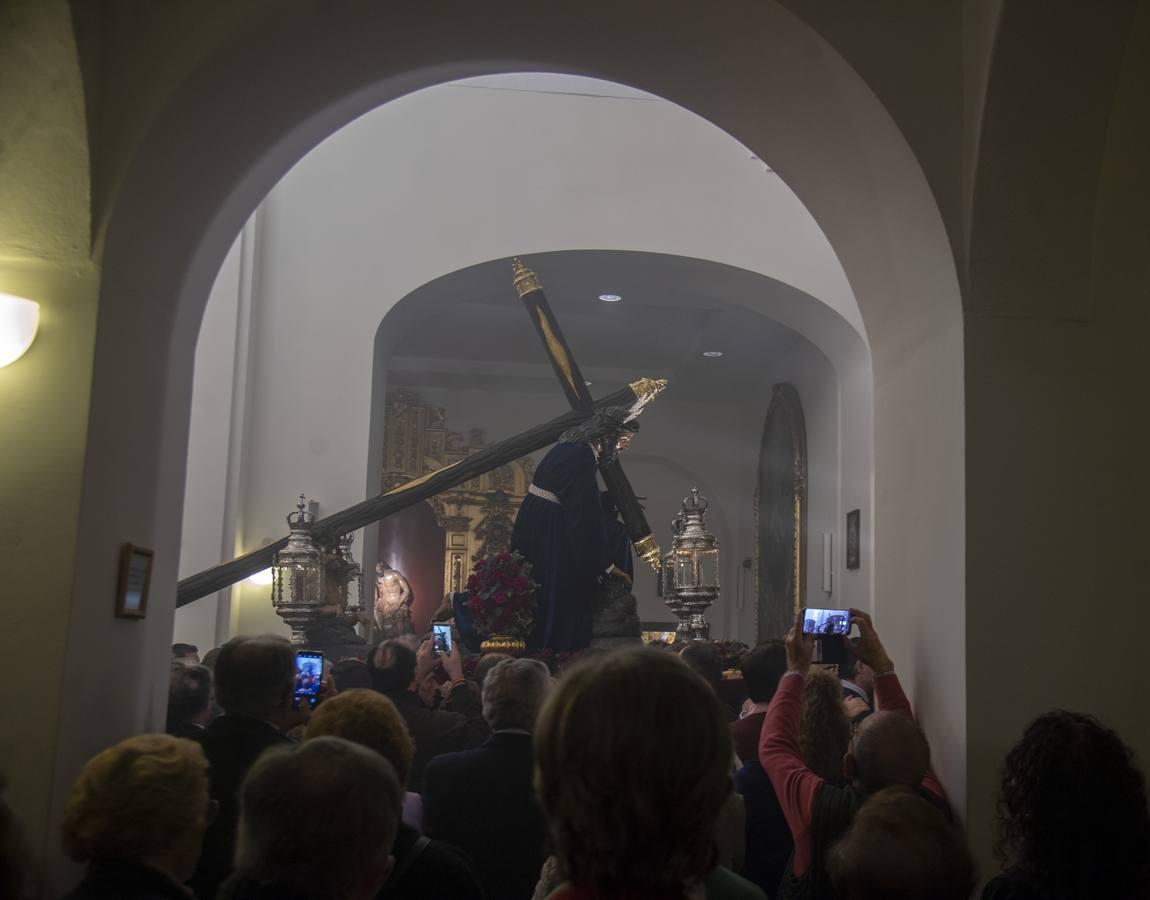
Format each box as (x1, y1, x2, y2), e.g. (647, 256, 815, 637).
(511, 259, 663, 571)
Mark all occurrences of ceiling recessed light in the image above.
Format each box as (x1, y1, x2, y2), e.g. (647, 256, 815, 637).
(598, 293, 622, 302)
(702, 351, 724, 358)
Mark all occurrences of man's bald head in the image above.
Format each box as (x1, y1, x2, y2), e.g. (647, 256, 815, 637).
(848, 711, 930, 793)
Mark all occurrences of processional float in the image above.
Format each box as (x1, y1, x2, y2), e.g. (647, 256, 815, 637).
(177, 260, 665, 609)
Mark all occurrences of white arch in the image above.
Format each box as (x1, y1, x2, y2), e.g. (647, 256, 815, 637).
(64, 0, 964, 826)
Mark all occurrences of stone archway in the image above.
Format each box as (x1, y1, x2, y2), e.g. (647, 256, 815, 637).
(63, 0, 964, 835)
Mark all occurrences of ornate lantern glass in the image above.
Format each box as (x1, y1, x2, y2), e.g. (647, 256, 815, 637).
(662, 488, 720, 640)
(272, 495, 325, 644)
(333, 532, 364, 617)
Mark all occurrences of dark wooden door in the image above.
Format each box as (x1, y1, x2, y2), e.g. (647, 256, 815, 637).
(754, 384, 807, 641)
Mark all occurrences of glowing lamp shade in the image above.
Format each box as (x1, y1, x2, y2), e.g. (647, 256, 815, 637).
(0, 294, 40, 367)
(248, 568, 275, 586)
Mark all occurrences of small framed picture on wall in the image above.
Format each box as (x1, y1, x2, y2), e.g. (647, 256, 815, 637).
(116, 543, 154, 619)
(846, 510, 861, 570)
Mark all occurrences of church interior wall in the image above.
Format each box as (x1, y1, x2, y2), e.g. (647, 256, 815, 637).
(960, 1, 1150, 870)
(4, 0, 999, 879)
(763, 341, 870, 620)
(175, 234, 243, 655)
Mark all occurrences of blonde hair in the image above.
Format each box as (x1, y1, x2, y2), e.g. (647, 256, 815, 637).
(61, 734, 208, 862)
(304, 689, 414, 786)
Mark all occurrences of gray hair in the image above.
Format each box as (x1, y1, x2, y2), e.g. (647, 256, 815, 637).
(481, 658, 551, 731)
(235, 736, 402, 899)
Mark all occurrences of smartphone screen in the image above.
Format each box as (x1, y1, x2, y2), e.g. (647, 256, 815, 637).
(432, 623, 453, 655)
(294, 651, 324, 705)
(801, 607, 851, 636)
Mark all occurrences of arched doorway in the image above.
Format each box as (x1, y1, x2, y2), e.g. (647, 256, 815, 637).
(359, 248, 854, 642)
(62, 0, 964, 836)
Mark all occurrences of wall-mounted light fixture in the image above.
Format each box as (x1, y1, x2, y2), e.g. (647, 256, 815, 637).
(0, 293, 40, 367)
(247, 568, 275, 586)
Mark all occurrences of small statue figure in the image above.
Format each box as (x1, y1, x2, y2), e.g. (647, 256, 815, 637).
(374, 561, 416, 638)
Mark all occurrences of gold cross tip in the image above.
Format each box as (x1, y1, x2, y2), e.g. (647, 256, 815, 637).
(511, 258, 542, 297)
(629, 377, 668, 404)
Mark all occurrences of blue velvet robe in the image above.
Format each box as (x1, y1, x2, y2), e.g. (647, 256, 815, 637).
(511, 441, 608, 651)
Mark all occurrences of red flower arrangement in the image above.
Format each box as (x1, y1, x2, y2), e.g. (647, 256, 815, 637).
(465, 550, 538, 638)
(712, 640, 751, 671)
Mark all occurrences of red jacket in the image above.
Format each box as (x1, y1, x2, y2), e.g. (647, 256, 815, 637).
(758, 671, 946, 876)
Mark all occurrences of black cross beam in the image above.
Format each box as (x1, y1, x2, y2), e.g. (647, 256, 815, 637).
(511, 259, 663, 571)
(177, 381, 665, 605)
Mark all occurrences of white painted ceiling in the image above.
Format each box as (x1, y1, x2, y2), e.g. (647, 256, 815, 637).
(382, 250, 813, 404)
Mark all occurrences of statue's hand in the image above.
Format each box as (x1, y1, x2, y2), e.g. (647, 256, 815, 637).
(609, 565, 633, 590)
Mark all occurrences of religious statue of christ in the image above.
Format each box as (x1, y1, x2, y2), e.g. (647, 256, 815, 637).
(373, 561, 415, 638)
(511, 428, 634, 651)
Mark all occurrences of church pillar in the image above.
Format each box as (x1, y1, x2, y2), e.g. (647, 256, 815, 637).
(0, 0, 99, 874)
(962, 1, 1150, 876)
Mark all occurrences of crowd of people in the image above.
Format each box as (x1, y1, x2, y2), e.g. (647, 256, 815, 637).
(1, 609, 1148, 899)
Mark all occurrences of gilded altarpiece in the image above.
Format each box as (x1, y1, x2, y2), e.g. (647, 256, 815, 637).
(382, 393, 535, 600)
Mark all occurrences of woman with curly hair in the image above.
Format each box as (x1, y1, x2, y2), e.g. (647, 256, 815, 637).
(799, 667, 853, 784)
(982, 710, 1150, 899)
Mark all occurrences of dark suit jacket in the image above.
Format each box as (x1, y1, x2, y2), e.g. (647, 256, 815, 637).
(189, 716, 292, 900)
(735, 759, 793, 897)
(378, 822, 485, 899)
(730, 712, 766, 765)
(383, 685, 488, 792)
(61, 859, 194, 900)
(980, 868, 1050, 900)
(167, 720, 207, 741)
(422, 732, 545, 900)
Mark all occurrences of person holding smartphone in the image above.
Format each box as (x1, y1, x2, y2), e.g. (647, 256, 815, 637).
(367, 632, 487, 792)
(189, 636, 316, 899)
(759, 609, 950, 900)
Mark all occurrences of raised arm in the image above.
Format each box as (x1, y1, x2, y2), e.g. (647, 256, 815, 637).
(759, 611, 824, 875)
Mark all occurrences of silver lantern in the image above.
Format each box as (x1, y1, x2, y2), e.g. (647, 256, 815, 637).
(332, 532, 365, 620)
(662, 488, 719, 640)
(272, 495, 325, 644)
